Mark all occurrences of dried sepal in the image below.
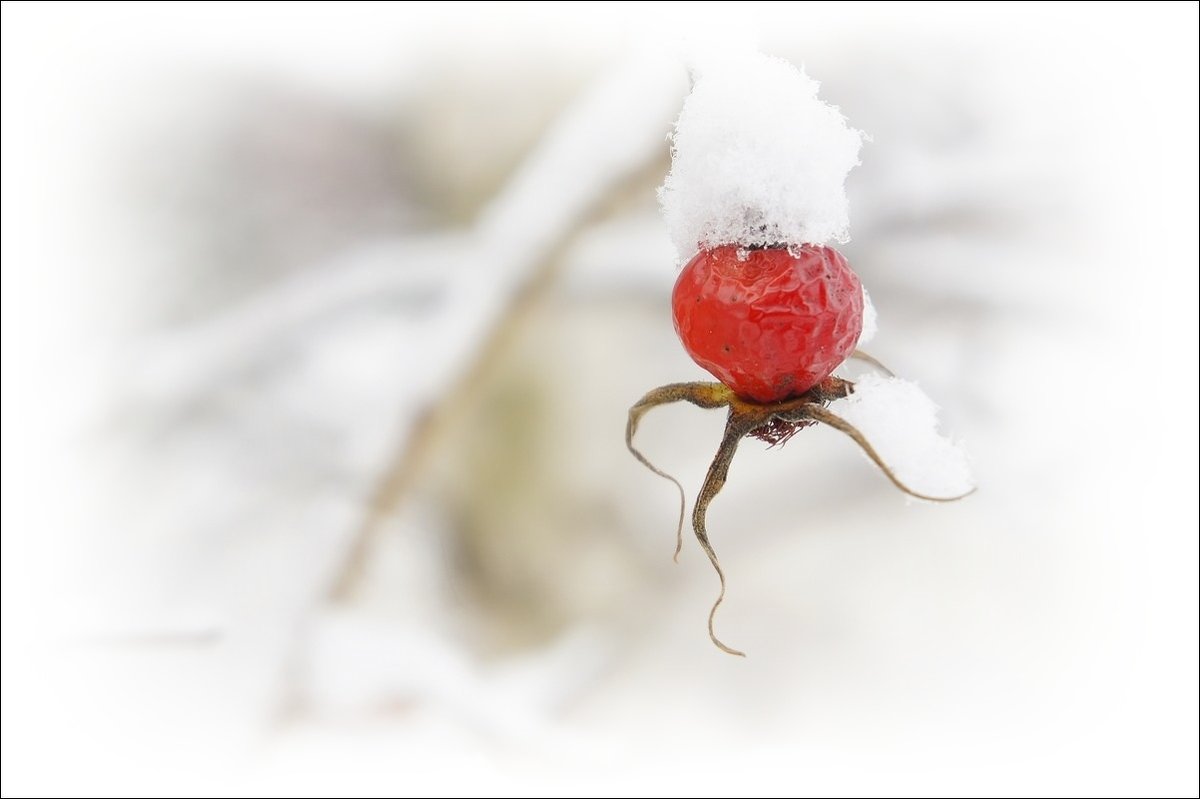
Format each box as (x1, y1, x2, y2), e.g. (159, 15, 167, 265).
(627, 371, 969, 656)
(626, 382, 734, 559)
(690, 409, 760, 656)
(849, 349, 896, 377)
(805, 404, 976, 503)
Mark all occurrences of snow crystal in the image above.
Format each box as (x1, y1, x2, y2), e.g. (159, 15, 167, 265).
(659, 51, 865, 259)
(833, 374, 974, 499)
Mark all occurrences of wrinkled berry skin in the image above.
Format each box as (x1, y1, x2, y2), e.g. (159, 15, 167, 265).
(672, 244, 863, 403)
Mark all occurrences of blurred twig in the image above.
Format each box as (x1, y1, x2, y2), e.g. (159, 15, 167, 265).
(325, 54, 686, 602)
(327, 227, 579, 601)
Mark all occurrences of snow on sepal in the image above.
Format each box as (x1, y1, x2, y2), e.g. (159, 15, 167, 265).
(832, 373, 975, 499)
(658, 50, 865, 259)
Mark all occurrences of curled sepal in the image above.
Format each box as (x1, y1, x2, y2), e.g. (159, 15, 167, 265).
(849, 349, 895, 377)
(626, 382, 734, 559)
(626, 372, 970, 657)
(690, 410, 761, 656)
(805, 404, 976, 502)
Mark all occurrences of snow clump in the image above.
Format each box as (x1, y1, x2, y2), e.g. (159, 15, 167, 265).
(659, 51, 865, 259)
(833, 373, 975, 499)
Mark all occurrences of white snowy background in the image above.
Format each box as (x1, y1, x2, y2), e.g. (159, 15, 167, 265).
(2, 4, 1197, 796)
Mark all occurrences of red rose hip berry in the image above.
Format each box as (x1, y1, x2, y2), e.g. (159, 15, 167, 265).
(672, 244, 864, 403)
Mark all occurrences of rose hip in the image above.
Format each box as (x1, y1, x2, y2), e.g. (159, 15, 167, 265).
(672, 245, 863, 403)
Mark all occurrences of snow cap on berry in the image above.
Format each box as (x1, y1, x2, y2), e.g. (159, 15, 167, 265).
(659, 50, 865, 259)
(833, 374, 975, 498)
